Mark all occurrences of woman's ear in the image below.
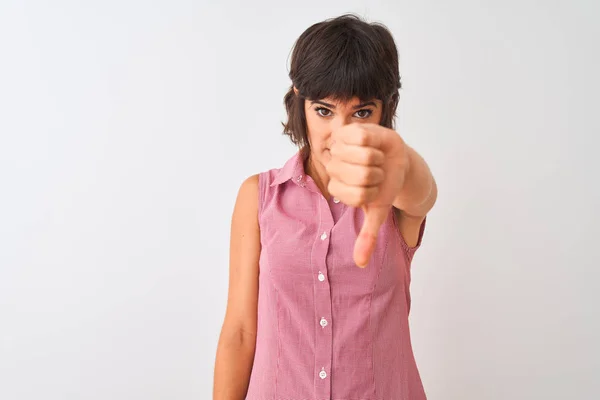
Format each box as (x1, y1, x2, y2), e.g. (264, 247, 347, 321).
(293, 86, 299, 95)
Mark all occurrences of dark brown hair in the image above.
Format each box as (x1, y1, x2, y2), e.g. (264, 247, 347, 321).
(282, 14, 402, 153)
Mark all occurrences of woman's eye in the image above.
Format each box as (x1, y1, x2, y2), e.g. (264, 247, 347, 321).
(315, 107, 372, 118)
(316, 107, 332, 117)
(355, 109, 373, 119)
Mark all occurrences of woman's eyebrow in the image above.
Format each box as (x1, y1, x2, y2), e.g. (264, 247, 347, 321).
(310, 100, 377, 109)
(352, 101, 377, 109)
(311, 100, 336, 108)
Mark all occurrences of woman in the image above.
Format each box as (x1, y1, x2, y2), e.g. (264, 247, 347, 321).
(213, 14, 437, 400)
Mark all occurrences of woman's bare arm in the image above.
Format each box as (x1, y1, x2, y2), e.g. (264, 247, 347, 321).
(213, 174, 261, 400)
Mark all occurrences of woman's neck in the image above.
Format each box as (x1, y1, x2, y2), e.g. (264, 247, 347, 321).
(304, 154, 330, 198)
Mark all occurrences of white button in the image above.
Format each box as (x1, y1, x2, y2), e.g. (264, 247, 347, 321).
(320, 232, 328, 240)
(320, 318, 328, 327)
(319, 368, 327, 379)
(318, 272, 325, 282)
(333, 197, 340, 203)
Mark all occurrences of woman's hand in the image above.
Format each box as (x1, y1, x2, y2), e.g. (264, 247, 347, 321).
(326, 123, 409, 268)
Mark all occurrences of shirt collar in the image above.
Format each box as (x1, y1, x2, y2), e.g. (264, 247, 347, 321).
(270, 151, 306, 187)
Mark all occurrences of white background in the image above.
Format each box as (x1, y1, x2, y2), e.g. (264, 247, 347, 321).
(1, 1, 599, 399)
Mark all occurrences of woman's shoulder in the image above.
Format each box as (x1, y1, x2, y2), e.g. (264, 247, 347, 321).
(236, 171, 271, 218)
(235, 174, 260, 208)
(238, 170, 273, 193)
(247, 163, 288, 191)
(237, 152, 302, 207)
(242, 173, 260, 186)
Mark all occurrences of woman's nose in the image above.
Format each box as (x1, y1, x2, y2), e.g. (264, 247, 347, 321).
(330, 115, 352, 132)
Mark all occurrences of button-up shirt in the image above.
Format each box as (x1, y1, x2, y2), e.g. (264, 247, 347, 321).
(245, 151, 427, 400)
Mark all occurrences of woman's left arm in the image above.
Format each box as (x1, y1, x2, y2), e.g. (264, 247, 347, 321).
(391, 145, 438, 247)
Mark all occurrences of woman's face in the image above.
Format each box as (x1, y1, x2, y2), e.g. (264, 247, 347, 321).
(303, 96, 383, 166)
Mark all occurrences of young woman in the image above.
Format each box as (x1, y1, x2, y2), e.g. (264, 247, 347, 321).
(213, 14, 437, 400)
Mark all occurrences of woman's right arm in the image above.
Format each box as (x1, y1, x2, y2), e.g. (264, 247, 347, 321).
(213, 174, 261, 400)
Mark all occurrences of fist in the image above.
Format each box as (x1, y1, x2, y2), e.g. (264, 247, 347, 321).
(325, 123, 408, 267)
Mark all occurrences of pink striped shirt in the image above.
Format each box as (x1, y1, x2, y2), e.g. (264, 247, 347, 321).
(246, 151, 427, 400)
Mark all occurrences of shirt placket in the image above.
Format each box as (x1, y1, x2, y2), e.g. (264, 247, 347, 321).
(312, 192, 334, 399)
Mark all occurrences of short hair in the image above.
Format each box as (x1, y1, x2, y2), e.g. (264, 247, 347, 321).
(282, 14, 401, 153)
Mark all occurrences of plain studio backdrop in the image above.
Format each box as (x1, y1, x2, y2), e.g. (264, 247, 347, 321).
(1, 1, 599, 399)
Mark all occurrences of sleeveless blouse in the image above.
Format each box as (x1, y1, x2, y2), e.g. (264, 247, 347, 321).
(245, 151, 427, 400)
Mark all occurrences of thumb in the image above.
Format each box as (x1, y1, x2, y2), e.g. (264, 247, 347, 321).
(354, 205, 389, 268)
